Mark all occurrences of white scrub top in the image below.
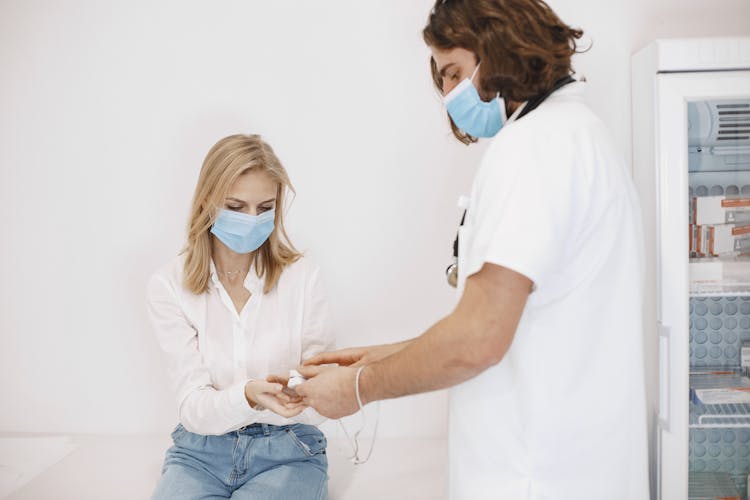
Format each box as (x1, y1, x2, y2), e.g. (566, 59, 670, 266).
(450, 82, 649, 500)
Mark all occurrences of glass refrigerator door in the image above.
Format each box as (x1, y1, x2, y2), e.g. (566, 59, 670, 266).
(656, 70, 750, 500)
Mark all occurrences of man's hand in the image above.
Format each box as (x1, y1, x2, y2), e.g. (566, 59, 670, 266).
(294, 365, 360, 419)
(244, 380, 306, 418)
(303, 342, 410, 368)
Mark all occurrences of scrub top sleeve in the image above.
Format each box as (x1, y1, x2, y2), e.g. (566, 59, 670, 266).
(146, 274, 260, 435)
(300, 265, 336, 362)
(467, 142, 580, 290)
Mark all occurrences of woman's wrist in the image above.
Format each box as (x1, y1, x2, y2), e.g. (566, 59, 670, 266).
(243, 380, 259, 409)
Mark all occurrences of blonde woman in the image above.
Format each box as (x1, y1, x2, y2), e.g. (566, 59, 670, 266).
(147, 134, 332, 500)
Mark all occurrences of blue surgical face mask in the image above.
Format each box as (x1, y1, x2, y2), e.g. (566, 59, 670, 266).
(210, 208, 275, 254)
(443, 63, 507, 138)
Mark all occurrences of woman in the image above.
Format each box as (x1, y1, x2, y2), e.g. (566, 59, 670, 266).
(296, 1, 649, 499)
(147, 134, 332, 500)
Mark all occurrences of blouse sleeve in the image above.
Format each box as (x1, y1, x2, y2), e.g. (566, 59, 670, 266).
(300, 264, 336, 361)
(146, 273, 261, 435)
(296, 264, 336, 425)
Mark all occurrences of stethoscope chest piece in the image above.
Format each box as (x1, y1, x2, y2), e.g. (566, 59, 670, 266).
(446, 260, 458, 288)
(446, 208, 466, 289)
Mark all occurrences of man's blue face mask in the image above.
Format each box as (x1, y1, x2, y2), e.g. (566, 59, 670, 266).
(210, 208, 275, 254)
(443, 63, 507, 138)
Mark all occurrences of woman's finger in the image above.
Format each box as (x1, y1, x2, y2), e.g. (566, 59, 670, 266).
(258, 392, 306, 409)
(273, 391, 292, 403)
(254, 381, 284, 394)
(282, 386, 303, 401)
(266, 374, 289, 385)
(258, 395, 306, 418)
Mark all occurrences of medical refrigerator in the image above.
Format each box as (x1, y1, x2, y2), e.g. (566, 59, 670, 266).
(633, 37, 750, 500)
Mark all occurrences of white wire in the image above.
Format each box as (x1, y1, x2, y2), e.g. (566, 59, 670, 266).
(337, 365, 379, 465)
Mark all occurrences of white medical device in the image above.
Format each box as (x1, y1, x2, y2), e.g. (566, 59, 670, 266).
(288, 369, 306, 388)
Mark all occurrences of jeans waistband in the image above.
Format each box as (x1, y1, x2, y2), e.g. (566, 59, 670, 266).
(236, 422, 290, 436)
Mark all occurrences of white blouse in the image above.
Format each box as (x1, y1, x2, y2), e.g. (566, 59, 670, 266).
(146, 255, 334, 435)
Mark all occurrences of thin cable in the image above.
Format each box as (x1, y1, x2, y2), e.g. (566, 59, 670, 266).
(337, 365, 379, 465)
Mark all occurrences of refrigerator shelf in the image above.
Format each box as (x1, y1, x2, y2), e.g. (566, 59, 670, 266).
(690, 402, 750, 428)
(688, 471, 742, 500)
(690, 281, 750, 297)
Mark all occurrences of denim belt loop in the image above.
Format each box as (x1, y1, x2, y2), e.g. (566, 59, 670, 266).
(261, 423, 271, 436)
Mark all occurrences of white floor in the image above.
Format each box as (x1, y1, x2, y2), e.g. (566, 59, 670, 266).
(0, 434, 447, 499)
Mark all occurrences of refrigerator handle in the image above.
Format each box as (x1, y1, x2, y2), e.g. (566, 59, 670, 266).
(657, 322, 671, 432)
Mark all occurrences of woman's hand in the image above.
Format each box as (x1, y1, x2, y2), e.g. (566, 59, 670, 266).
(302, 341, 413, 368)
(266, 374, 305, 402)
(244, 380, 306, 418)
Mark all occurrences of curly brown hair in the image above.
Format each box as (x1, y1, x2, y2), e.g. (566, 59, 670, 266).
(423, 0, 586, 144)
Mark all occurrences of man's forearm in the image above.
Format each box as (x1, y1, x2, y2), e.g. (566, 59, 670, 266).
(359, 312, 498, 404)
(390, 338, 417, 351)
(295, 264, 529, 419)
(357, 264, 529, 405)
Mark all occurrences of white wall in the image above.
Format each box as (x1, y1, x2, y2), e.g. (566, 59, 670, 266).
(1, 0, 748, 439)
(551, 0, 750, 168)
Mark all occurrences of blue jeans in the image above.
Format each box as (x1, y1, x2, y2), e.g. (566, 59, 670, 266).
(151, 422, 328, 500)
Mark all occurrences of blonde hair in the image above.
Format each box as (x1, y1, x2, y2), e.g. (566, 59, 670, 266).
(182, 134, 301, 295)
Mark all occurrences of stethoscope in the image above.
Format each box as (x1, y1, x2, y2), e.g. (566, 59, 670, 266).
(446, 75, 577, 288)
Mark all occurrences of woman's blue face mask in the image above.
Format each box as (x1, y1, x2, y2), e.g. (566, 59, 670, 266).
(443, 63, 507, 138)
(210, 208, 275, 254)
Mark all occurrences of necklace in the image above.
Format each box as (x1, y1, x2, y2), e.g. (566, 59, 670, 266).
(216, 268, 248, 278)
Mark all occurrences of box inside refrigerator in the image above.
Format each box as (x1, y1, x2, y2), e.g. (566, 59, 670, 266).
(688, 98, 750, 498)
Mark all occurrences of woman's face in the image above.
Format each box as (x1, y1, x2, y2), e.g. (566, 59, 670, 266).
(430, 46, 481, 96)
(222, 169, 277, 216)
